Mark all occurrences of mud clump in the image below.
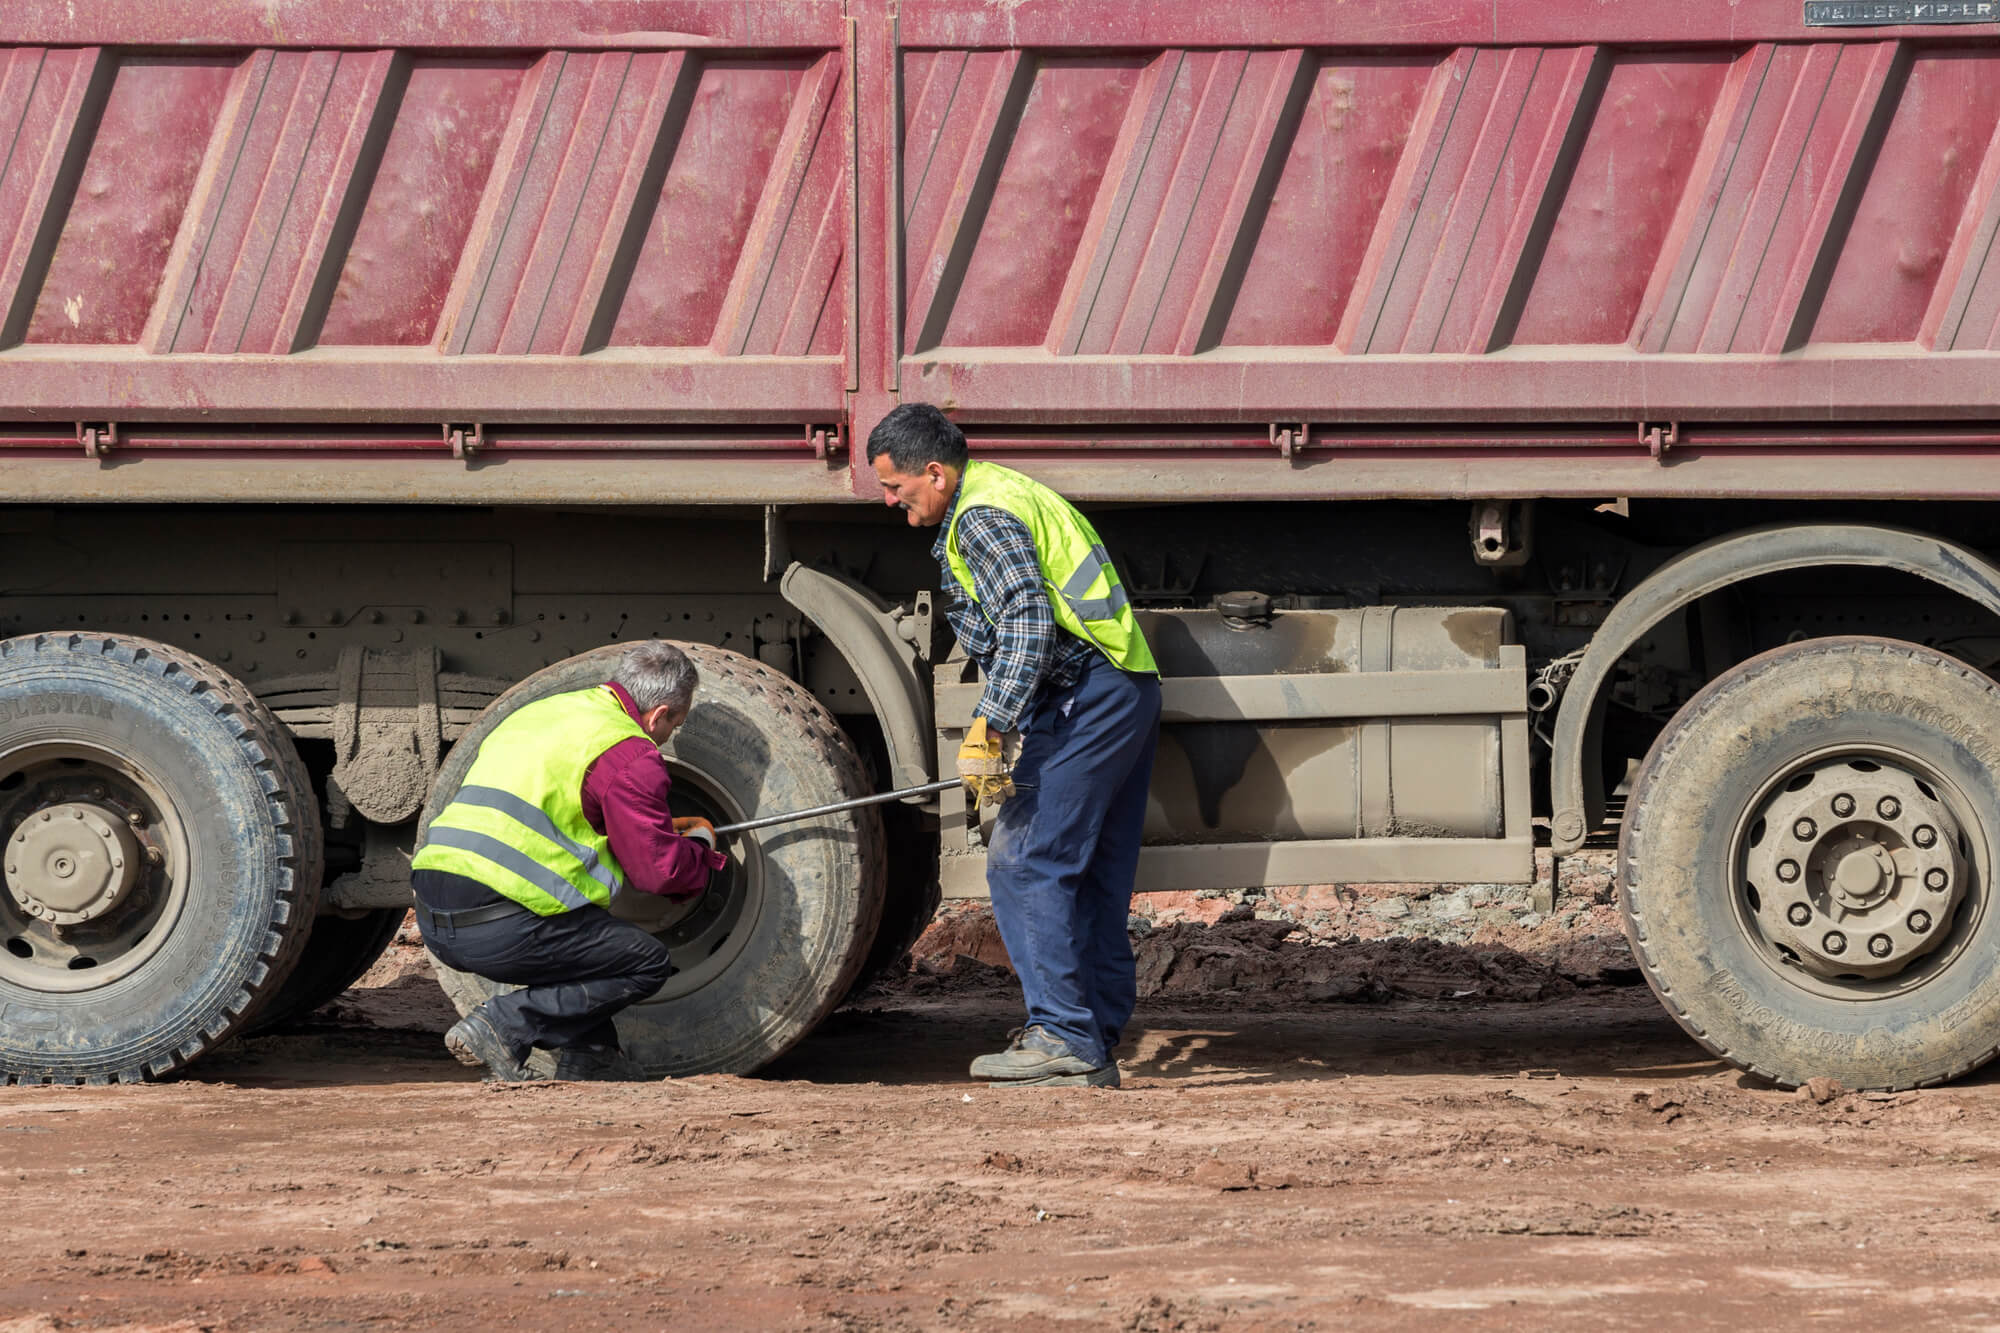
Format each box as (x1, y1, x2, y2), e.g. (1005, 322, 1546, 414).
(893, 849, 1636, 1002)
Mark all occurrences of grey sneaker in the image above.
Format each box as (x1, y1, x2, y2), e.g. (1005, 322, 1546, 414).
(445, 1010, 534, 1082)
(551, 1047, 651, 1082)
(969, 1026, 1101, 1081)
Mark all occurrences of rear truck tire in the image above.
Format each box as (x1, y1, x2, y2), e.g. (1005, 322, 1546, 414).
(244, 908, 407, 1033)
(847, 801, 941, 996)
(420, 643, 886, 1076)
(1620, 636, 2000, 1091)
(0, 633, 324, 1084)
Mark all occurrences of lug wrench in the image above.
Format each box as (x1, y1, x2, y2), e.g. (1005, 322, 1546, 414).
(709, 778, 963, 838)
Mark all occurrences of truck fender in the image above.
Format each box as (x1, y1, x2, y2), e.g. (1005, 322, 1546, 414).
(779, 562, 935, 792)
(1550, 523, 2000, 854)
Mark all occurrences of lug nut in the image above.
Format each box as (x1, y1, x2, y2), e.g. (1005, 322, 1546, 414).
(1823, 931, 1848, 955)
(1914, 825, 1937, 848)
(1794, 818, 1817, 841)
(1926, 868, 1949, 891)
(126, 811, 144, 828)
(1832, 794, 1856, 817)
(1777, 860, 1802, 883)
(1909, 910, 1933, 934)
(1788, 902, 1812, 926)
(1868, 934, 1893, 958)
(1879, 796, 1901, 820)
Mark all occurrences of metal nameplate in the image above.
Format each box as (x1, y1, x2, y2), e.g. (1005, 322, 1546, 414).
(1806, 1, 2000, 23)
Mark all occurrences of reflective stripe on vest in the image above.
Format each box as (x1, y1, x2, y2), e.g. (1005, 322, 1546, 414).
(945, 460, 1158, 675)
(411, 685, 648, 916)
(1060, 542, 1131, 623)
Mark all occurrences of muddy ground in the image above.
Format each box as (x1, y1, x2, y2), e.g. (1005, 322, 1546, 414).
(10, 904, 2000, 1332)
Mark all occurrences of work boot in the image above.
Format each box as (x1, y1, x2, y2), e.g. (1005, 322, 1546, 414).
(551, 1047, 651, 1083)
(445, 1009, 534, 1083)
(968, 1026, 1103, 1082)
(996, 1063, 1121, 1090)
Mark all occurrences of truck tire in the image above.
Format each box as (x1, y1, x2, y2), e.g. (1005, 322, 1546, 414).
(848, 802, 940, 996)
(244, 908, 406, 1033)
(0, 633, 323, 1083)
(1620, 636, 2000, 1090)
(420, 643, 885, 1075)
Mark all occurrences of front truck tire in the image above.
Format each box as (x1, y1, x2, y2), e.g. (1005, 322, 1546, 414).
(421, 643, 885, 1076)
(0, 634, 323, 1083)
(1621, 637, 2000, 1090)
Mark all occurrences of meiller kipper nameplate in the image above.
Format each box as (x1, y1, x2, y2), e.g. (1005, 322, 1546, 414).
(1806, 1, 1999, 22)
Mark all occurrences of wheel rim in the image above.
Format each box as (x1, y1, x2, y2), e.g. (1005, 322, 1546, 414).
(605, 754, 766, 1004)
(1731, 745, 1985, 999)
(0, 744, 192, 993)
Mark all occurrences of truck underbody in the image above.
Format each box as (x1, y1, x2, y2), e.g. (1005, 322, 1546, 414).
(6, 0, 2000, 1088)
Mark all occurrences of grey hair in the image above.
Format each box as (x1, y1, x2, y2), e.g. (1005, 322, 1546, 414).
(612, 641, 698, 715)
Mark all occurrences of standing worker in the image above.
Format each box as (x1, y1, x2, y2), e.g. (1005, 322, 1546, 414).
(410, 641, 727, 1082)
(869, 404, 1162, 1089)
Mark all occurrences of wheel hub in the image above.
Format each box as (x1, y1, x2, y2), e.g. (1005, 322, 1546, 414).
(1743, 760, 1966, 980)
(6, 802, 141, 925)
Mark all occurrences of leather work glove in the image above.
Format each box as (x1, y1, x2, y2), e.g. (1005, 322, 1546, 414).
(673, 815, 717, 849)
(955, 717, 1015, 810)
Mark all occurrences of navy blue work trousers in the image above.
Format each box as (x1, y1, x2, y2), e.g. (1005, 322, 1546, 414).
(414, 870, 672, 1062)
(986, 653, 1161, 1067)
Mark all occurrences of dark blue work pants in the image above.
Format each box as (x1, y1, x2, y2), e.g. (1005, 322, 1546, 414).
(986, 654, 1161, 1067)
(415, 871, 672, 1062)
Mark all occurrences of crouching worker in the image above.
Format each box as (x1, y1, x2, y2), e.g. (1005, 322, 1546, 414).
(410, 641, 727, 1082)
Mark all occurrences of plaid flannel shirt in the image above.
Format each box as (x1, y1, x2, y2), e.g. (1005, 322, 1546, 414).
(932, 492, 1093, 733)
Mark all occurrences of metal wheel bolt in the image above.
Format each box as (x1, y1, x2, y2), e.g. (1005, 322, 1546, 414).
(126, 811, 144, 828)
(1832, 794, 1855, 817)
(1914, 825, 1937, 848)
(1787, 902, 1812, 926)
(1926, 868, 1950, 891)
(1777, 860, 1801, 883)
(1879, 796, 1901, 820)
(1909, 910, 1933, 934)
(1823, 931, 1848, 955)
(1868, 934, 1893, 958)
(144, 847, 163, 866)
(1794, 818, 1817, 840)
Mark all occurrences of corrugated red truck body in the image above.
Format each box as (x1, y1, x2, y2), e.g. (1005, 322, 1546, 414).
(1, 1, 1999, 500)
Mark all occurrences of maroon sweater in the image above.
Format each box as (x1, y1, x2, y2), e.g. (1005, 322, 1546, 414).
(585, 682, 728, 899)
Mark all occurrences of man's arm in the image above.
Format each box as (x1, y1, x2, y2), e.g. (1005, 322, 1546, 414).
(583, 738, 727, 899)
(956, 505, 1057, 733)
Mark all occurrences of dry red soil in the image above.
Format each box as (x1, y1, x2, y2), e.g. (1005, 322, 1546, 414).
(6, 939, 2000, 1332)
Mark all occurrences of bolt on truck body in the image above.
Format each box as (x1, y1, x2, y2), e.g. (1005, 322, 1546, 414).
(3, 0, 2000, 1087)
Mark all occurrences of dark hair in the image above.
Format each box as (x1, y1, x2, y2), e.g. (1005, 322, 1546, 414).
(866, 403, 968, 472)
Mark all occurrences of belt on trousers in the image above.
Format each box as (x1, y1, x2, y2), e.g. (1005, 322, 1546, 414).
(414, 897, 531, 931)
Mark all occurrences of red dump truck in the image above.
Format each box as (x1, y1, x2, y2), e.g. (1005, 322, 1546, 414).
(3, 0, 1999, 1090)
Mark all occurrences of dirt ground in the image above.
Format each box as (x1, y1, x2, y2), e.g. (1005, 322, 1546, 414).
(10, 926, 2000, 1332)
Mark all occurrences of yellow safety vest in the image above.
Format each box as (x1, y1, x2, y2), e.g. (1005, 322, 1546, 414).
(944, 459, 1158, 675)
(412, 686, 647, 916)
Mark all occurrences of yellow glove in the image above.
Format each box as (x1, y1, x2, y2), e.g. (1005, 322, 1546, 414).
(955, 717, 1015, 810)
